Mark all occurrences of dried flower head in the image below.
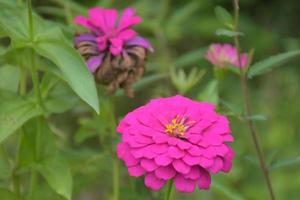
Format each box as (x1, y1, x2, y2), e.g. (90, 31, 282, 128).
(74, 7, 153, 97)
(205, 43, 248, 68)
(117, 95, 234, 192)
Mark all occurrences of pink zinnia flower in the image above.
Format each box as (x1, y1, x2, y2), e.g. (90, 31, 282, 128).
(205, 43, 248, 68)
(74, 7, 153, 72)
(117, 95, 234, 192)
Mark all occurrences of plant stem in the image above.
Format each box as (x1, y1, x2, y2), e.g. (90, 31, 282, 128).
(165, 180, 174, 200)
(112, 155, 119, 200)
(27, 0, 34, 41)
(233, 1, 275, 199)
(107, 97, 119, 200)
(20, 67, 27, 96)
(29, 49, 45, 110)
(12, 130, 22, 196)
(28, 170, 37, 200)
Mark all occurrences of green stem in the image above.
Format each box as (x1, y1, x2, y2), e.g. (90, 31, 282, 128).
(20, 67, 27, 96)
(165, 180, 174, 200)
(27, 0, 34, 41)
(28, 170, 37, 200)
(29, 49, 45, 110)
(233, 1, 275, 199)
(112, 156, 119, 200)
(12, 130, 22, 196)
(107, 97, 119, 200)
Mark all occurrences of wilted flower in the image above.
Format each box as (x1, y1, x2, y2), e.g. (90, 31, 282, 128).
(74, 7, 153, 96)
(117, 95, 234, 192)
(205, 43, 248, 68)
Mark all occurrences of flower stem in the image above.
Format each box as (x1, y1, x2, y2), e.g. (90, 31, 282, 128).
(112, 155, 119, 200)
(108, 97, 119, 200)
(233, 1, 275, 199)
(28, 170, 37, 200)
(29, 49, 45, 110)
(165, 180, 174, 200)
(27, 0, 34, 41)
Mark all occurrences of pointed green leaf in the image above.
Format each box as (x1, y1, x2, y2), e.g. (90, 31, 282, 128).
(37, 156, 72, 200)
(248, 49, 300, 78)
(34, 33, 99, 113)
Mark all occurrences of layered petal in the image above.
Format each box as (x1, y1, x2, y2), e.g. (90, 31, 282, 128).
(116, 95, 234, 193)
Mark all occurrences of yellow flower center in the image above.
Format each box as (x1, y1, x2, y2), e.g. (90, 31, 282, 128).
(165, 115, 195, 138)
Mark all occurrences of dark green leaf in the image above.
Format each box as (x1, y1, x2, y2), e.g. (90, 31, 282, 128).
(37, 155, 72, 200)
(247, 49, 300, 78)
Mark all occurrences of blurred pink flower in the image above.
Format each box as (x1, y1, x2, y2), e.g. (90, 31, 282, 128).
(205, 43, 248, 68)
(117, 95, 234, 192)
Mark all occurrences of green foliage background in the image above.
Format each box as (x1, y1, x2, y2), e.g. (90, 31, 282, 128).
(0, 0, 299, 200)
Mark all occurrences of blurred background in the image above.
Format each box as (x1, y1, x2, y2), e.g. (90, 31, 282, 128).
(4, 0, 300, 199)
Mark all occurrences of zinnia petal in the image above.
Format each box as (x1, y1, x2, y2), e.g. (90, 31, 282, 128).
(144, 173, 166, 191)
(116, 95, 234, 193)
(86, 54, 104, 73)
(126, 36, 154, 52)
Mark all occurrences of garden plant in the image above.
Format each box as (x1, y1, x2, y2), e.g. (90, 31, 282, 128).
(0, 0, 299, 200)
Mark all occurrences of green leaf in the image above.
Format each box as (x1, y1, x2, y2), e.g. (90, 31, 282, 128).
(19, 119, 57, 168)
(214, 6, 233, 28)
(198, 80, 219, 105)
(41, 76, 79, 114)
(0, 65, 20, 92)
(0, 93, 42, 143)
(247, 49, 300, 78)
(37, 155, 72, 200)
(34, 28, 99, 113)
(0, 6, 99, 113)
(215, 28, 244, 37)
(171, 68, 205, 94)
(0, 8, 28, 45)
(0, 188, 23, 200)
